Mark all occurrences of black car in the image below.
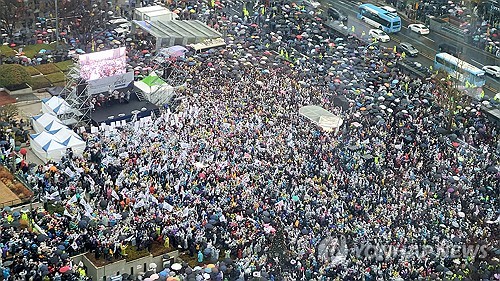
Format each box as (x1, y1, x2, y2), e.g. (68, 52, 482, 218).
(398, 42, 419, 57)
(328, 7, 347, 22)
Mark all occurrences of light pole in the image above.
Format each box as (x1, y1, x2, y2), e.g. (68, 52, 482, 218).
(55, 0, 59, 48)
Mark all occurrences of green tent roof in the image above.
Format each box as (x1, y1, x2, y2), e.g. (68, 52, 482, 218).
(141, 75, 166, 87)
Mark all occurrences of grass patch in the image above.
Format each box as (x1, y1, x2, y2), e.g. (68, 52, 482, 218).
(0, 45, 16, 57)
(125, 246, 150, 262)
(53, 81, 66, 87)
(54, 60, 74, 72)
(29, 75, 52, 90)
(45, 72, 66, 84)
(22, 43, 56, 58)
(46, 203, 65, 215)
(34, 63, 60, 75)
(25, 66, 41, 76)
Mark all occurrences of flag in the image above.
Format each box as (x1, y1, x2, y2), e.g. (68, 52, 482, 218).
(111, 189, 119, 200)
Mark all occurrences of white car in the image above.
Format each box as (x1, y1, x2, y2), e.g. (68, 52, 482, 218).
(408, 23, 430, 35)
(302, 0, 320, 9)
(482, 65, 500, 78)
(369, 29, 391, 42)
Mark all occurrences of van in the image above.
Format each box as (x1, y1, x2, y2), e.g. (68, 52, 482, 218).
(328, 7, 347, 22)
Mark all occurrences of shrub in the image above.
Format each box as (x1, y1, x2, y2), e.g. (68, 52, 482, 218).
(22, 43, 56, 58)
(55, 60, 74, 72)
(34, 63, 60, 75)
(0, 46, 16, 57)
(45, 72, 66, 84)
(25, 66, 41, 76)
(0, 64, 32, 88)
(30, 75, 52, 90)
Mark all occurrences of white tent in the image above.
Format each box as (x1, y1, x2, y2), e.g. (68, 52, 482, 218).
(32, 113, 63, 133)
(44, 120, 66, 132)
(41, 96, 72, 116)
(59, 135, 86, 155)
(48, 128, 86, 155)
(30, 132, 67, 162)
(299, 105, 344, 132)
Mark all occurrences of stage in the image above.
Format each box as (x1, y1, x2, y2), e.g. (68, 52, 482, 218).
(90, 93, 158, 125)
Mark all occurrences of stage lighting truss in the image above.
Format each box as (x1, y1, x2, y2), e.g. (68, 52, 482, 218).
(147, 48, 188, 105)
(58, 65, 92, 128)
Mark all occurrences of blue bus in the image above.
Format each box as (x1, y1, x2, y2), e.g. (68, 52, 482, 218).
(434, 53, 486, 87)
(357, 4, 401, 33)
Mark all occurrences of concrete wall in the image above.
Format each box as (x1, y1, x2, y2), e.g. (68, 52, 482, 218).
(73, 250, 180, 281)
(6, 84, 33, 96)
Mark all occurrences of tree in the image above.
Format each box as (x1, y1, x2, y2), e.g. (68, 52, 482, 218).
(0, 0, 28, 36)
(0, 104, 19, 122)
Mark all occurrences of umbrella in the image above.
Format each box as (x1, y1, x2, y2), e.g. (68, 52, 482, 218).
(292, 195, 300, 201)
(13, 211, 20, 217)
(78, 220, 88, 229)
(150, 274, 160, 280)
(171, 263, 182, 271)
(59, 266, 71, 273)
(3, 206, 12, 212)
(37, 234, 49, 242)
(3, 260, 13, 267)
(205, 223, 214, 230)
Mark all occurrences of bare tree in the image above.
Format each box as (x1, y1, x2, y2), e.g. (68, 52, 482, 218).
(0, 0, 28, 36)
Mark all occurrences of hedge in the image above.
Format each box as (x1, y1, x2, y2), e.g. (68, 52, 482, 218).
(55, 60, 74, 72)
(22, 43, 56, 58)
(29, 75, 52, 90)
(0, 46, 16, 57)
(34, 63, 60, 75)
(0, 64, 32, 88)
(25, 66, 41, 76)
(45, 71, 66, 84)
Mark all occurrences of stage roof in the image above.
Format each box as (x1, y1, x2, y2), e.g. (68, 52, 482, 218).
(133, 19, 222, 42)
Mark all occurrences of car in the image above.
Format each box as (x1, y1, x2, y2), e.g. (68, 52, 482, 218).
(482, 65, 500, 78)
(328, 7, 347, 22)
(408, 23, 430, 35)
(369, 29, 391, 42)
(398, 42, 419, 57)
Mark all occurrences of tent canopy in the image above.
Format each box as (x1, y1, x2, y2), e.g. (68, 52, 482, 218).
(141, 73, 166, 87)
(32, 113, 63, 133)
(133, 19, 222, 47)
(42, 96, 72, 115)
(299, 105, 344, 131)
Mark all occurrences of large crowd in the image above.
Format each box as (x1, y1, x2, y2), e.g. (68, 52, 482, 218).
(1, 0, 500, 281)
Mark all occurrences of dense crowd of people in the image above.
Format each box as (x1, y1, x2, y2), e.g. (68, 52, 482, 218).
(1, 0, 499, 281)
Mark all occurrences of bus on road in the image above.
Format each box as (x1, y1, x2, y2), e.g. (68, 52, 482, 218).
(357, 4, 402, 33)
(434, 53, 486, 87)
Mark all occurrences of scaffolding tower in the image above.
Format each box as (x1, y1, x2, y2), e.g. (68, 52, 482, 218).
(58, 65, 91, 128)
(146, 48, 188, 106)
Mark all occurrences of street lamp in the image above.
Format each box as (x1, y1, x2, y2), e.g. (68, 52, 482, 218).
(55, 0, 59, 47)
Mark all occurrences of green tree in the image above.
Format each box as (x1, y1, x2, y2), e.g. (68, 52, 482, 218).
(0, 64, 33, 88)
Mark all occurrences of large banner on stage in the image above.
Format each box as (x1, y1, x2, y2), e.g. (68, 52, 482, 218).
(79, 47, 127, 81)
(87, 72, 134, 95)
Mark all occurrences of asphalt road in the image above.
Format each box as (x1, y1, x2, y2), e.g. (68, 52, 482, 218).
(322, 0, 499, 97)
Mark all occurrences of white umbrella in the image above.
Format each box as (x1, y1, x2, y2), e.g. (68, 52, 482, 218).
(171, 263, 182, 271)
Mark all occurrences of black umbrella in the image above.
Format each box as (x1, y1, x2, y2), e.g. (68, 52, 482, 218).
(144, 271, 154, 278)
(205, 223, 214, 230)
(37, 233, 49, 242)
(78, 220, 88, 229)
(262, 216, 271, 223)
(99, 199, 107, 209)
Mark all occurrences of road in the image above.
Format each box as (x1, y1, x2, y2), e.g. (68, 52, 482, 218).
(322, 0, 499, 98)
